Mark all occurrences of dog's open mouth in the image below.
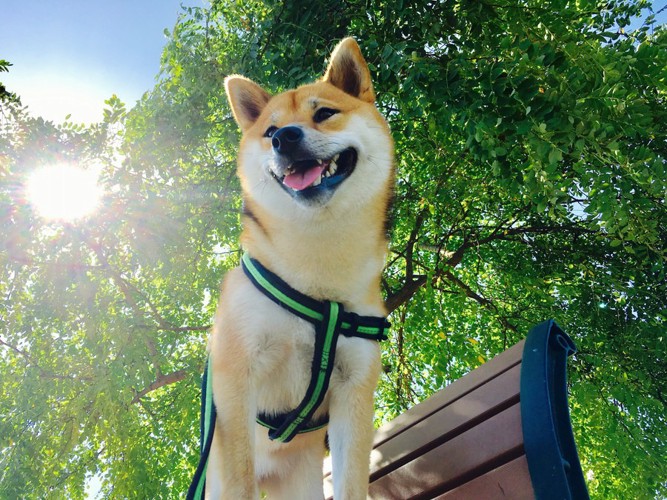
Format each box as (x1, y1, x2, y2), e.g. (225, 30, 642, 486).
(272, 148, 357, 197)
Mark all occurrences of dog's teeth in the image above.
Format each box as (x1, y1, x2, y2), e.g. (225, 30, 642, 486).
(333, 154, 340, 162)
(313, 176, 322, 186)
(316, 159, 323, 164)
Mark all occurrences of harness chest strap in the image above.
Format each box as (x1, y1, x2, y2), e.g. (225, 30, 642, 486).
(186, 253, 390, 499)
(241, 252, 391, 341)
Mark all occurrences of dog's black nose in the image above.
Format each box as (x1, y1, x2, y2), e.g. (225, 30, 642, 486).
(271, 126, 303, 155)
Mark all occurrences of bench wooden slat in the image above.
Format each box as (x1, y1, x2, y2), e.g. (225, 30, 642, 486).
(433, 456, 534, 500)
(323, 340, 525, 485)
(372, 340, 525, 449)
(368, 403, 524, 499)
(369, 363, 521, 478)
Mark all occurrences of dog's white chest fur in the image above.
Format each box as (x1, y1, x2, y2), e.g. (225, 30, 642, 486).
(221, 269, 382, 415)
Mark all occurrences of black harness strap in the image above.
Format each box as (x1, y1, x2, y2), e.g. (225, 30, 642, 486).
(241, 253, 391, 341)
(187, 253, 390, 499)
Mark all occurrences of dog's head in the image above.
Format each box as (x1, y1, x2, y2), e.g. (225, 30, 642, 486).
(225, 38, 394, 217)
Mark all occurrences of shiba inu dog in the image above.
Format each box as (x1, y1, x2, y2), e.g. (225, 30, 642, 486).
(206, 38, 395, 499)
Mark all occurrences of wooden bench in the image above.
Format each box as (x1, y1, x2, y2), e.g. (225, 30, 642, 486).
(324, 320, 589, 499)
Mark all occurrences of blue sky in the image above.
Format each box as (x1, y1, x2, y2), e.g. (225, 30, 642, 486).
(1, 0, 203, 123)
(1, 1, 664, 124)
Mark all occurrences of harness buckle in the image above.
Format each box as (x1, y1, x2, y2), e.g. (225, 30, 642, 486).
(346, 310, 360, 335)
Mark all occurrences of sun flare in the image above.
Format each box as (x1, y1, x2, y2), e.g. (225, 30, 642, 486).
(26, 163, 103, 221)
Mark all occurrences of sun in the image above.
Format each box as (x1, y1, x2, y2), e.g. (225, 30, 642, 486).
(26, 163, 103, 221)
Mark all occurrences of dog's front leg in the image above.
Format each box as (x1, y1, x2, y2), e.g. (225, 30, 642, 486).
(327, 340, 382, 500)
(206, 323, 258, 499)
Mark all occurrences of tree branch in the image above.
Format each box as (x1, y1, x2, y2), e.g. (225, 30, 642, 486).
(131, 369, 188, 404)
(385, 221, 598, 313)
(0, 336, 92, 381)
(385, 275, 427, 314)
(442, 270, 518, 332)
(90, 244, 210, 333)
(0, 336, 33, 364)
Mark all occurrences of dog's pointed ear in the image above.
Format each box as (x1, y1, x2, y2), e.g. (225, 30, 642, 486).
(225, 75, 271, 131)
(323, 38, 375, 103)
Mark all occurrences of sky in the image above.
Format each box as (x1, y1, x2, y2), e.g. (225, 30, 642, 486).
(1, 0, 204, 124)
(2, 1, 665, 125)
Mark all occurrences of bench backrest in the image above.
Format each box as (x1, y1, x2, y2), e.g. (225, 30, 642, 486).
(324, 320, 589, 499)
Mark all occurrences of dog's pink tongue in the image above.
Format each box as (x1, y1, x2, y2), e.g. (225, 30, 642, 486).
(283, 164, 326, 191)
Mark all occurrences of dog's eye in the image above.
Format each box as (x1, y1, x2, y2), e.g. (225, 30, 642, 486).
(313, 107, 340, 123)
(264, 126, 278, 138)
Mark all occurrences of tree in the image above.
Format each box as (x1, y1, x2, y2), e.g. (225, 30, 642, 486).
(1, 1, 665, 498)
(0, 59, 17, 102)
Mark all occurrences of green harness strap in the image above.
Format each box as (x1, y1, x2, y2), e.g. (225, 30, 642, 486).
(187, 358, 214, 500)
(187, 253, 390, 499)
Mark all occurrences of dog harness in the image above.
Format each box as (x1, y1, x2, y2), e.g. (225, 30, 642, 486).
(186, 253, 390, 499)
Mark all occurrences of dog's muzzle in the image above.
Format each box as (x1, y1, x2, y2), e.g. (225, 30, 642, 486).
(269, 126, 358, 202)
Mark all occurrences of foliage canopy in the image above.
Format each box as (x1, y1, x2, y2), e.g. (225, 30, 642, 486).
(1, 0, 665, 498)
